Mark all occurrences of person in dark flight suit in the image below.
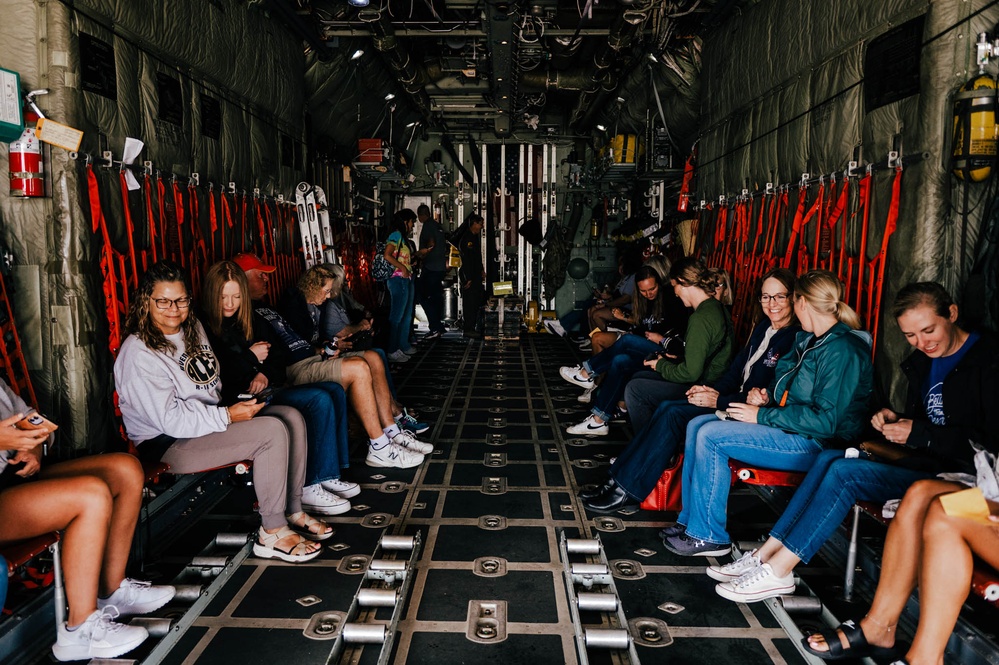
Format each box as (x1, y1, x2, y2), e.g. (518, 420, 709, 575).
(458, 213, 485, 339)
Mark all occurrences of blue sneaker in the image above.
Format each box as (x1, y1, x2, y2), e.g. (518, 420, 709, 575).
(400, 412, 430, 434)
(663, 531, 731, 557)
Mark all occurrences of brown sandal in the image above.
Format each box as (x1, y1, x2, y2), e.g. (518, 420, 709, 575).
(286, 511, 334, 541)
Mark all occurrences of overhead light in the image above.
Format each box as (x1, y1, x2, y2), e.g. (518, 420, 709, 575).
(500, 40, 509, 45)
(648, 53, 660, 63)
(350, 49, 364, 61)
(497, 77, 504, 82)
(596, 124, 607, 131)
(406, 121, 420, 128)
(348, 0, 369, 6)
(384, 93, 396, 101)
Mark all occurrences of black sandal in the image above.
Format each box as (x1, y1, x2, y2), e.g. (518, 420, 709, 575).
(801, 620, 905, 661)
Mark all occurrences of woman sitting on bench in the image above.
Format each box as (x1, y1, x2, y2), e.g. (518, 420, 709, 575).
(0, 379, 174, 661)
(115, 261, 329, 566)
(800, 282, 999, 661)
(663, 270, 872, 559)
(201, 261, 357, 516)
(580, 267, 800, 512)
(711, 281, 997, 611)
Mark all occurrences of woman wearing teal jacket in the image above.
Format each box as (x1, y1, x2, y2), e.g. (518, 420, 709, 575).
(663, 270, 873, 560)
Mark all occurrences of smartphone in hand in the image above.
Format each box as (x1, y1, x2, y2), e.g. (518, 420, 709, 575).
(715, 409, 733, 421)
(15, 413, 58, 432)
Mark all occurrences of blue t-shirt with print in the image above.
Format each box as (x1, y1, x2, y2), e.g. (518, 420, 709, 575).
(923, 332, 980, 425)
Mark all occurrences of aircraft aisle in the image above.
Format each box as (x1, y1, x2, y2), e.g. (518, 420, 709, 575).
(134, 333, 821, 665)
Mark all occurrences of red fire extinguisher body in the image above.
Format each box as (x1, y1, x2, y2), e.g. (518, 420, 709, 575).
(9, 111, 43, 197)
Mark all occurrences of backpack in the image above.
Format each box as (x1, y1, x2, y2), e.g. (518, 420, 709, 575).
(371, 242, 395, 281)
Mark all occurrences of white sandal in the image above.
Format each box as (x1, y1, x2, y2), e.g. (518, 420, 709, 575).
(286, 511, 335, 541)
(252, 526, 322, 563)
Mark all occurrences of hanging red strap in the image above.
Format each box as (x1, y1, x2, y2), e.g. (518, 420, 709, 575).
(869, 167, 903, 357)
(677, 150, 696, 212)
(171, 181, 186, 267)
(117, 172, 140, 288)
(86, 164, 123, 357)
(264, 201, 277, 266)
(240, 193, 248, 253)
(143, 174, 158, 264)
(255, 196, 268, 261)
(208, 188, 218, 261)
(855, 172, 873, 319)
(713, 205, 728, 251)
(156, 176, 168, 260)
(782, 187, 809, 268)
(221, 191, 233, 259)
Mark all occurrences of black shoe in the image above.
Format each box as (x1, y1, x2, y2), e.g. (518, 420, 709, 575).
(424, 330, 444, 342)
(578, 478, 616, 501)
(583, 484, 637, 514)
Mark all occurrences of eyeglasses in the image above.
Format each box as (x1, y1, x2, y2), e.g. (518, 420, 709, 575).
(759, 293, 789, 304)
(151, 296, 192, 310)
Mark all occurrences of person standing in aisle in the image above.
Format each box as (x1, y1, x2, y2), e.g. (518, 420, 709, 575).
(416, 204, 447, 341)
(458, 213, 485, 339)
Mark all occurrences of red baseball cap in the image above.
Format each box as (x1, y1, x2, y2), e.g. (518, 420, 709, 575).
(233, 253, 275, 273)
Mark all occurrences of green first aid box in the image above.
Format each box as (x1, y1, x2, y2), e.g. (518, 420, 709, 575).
(0, 67, 25, 143)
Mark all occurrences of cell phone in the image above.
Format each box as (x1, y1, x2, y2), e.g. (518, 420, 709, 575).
(715, 409, 733, 421)
(15, 413, 58, 432)
(236, 387, 276, 403)
(644, 351, 664, 362)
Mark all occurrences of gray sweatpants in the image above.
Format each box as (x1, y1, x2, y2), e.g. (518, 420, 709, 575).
(160, 405, 307, 530)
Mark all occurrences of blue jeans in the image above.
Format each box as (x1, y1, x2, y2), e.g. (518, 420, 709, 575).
(584, 334, 663, 421)
(271, 382, 349, 486)
(609, 400, 712, 500)
(771, 449, 932, 562)
(387, 276, 415, 353)
(677, 416, 824, 545)
(560, 298, 596, 335)
(623, 371, 691, 431)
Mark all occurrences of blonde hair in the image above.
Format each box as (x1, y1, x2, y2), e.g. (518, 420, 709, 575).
(298, 265, 335, 302)
(795, 270, 862, 330)
(202, 261, 253, 341)
(645, 254, 672, 282)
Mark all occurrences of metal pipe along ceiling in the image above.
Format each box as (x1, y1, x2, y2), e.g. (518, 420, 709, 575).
(358, 9, 435, 122)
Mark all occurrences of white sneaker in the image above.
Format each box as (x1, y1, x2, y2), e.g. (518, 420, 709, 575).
(544, 320, 567, 337)
(715, 563, 795, 603)
(367, 441, 424, 468)
(577, 386, 595, 404)
(566, 415, 609, 436)
(301, 483, 351, 515)
(392, 430, 434, 454)
(52, 608, 149, 661)
(97, 578, 176, 617)
(560, 365, 594, 389)
(387, 350, 409, 363)
(578, 338, 592, 351)
(706, 550, 761, 582)
(322, 478, 361, 498)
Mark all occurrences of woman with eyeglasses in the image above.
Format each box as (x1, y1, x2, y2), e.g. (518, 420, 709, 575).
(662, 270, 872, 566)
(115, 261, 327, 564)
(580, 268, 800, 513)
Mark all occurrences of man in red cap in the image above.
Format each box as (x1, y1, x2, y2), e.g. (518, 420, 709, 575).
(233, 253, 276, 302)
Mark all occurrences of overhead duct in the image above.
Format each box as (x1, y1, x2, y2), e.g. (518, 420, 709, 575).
(264, 0, 334, 61)
(358, 9, 435, 121)
(568, 3, 653, 129)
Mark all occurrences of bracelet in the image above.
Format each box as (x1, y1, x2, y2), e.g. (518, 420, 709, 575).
(224, 406, 232, 425)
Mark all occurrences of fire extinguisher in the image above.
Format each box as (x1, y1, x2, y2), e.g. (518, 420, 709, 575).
(952, 74, 998, 182)
(9, 90, 47, 197)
